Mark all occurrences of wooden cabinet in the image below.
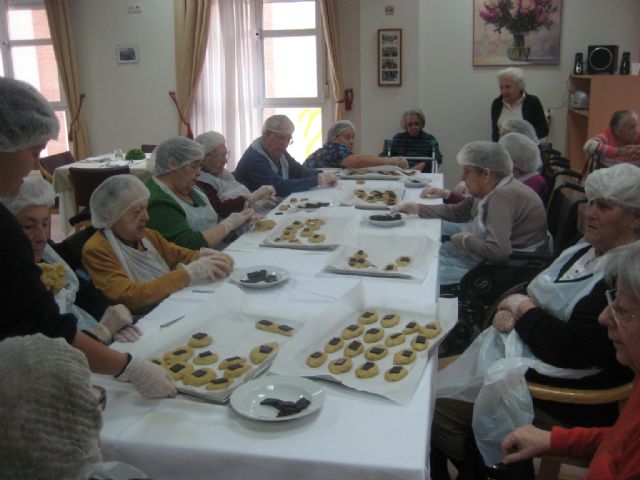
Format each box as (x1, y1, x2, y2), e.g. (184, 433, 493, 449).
(566, 74, 640, 171)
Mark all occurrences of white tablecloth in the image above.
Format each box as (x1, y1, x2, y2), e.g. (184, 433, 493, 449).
(95, 174, 446, 480)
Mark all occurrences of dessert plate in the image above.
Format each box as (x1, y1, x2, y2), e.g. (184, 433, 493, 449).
(229, 266, 290, 289)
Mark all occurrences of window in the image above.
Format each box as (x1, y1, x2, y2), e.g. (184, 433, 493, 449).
(0, 0, 68, 155)
(258, 0, 326, 162)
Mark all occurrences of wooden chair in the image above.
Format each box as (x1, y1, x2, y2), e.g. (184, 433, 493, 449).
(39, 151, 75, 182)
(140, 144, 157, 153)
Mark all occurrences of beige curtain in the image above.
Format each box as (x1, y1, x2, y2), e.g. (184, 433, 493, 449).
(44, 0, 91, 160)
(174, 0, 212, 136)
(319, 0, 345, 121)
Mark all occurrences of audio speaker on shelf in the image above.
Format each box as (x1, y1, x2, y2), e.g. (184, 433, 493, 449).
(573, 53, 584, 75)
(620, 52, 631, 75)
(587, 45, 618, 74)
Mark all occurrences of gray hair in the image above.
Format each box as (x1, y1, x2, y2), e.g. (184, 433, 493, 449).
(90, 174, 150, 229)
(151, 136, 205, 175)
(498, 67, 526, 90)
(4, 176, 55, 215)
(585, 163, 640, 212)
(262, 115, 295, 135)
(499, 133, 541, 174)
(327, 120, 355, 142)
(500, 118, 539, 143)
(401, 108, 426, 130)
(456, 141, 513, 177)
(195, 131, 226, 154)
(605, 240, 640, 304)
(610, 110, 638, 130)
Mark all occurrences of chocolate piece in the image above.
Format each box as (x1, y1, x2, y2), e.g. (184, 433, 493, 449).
(192, 369, 207, 378)
(265, 274, 278, 283)
(362, 312, 374, 318)
(362, 362, 375, 371)
(295, 397, 311, 410)
(383, 314, 394, 320)
(415, 335, 427, 344)
(310, 351, 323, 358)
(347, 324, 359, 331)
(356, 249, 365, 255)
(425, 323, 437, 329)
(389, 366, 402, 374)
(366, 328, 380, 334)
(329, 337, 341, 345)
(211, 378, 229, 385)
(347, 340, 362, 350)
(258, 320, 273, 327)
(402, 350, 412, 358)
(370, 347, 384, 355)
(173, 349, 187, 355)
(399, 256, 410, 262)
(198, 351, 213, 358)
(278, 325, 293, 332)
(406, 322, 417, 328)
(224, 356, 241, 362)
(384, 265, 395, 271)
(334, 358, 346, 366)
(170, 364, 185, 373)
(243, 269, 268, 283)
(192, 332, 207, 340)
(390, 333, 401, 339)
(151, 359, 162, 365)
(227, 364, 243, 371)
(259, 345, 273, 354)
(356, 258, 366, 263)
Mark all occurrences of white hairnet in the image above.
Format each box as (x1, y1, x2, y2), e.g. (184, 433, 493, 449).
(0, 77, 60, 153)
(585, 163, 640, 211)
(327, 120, 355, 142)
(151, 136, 205, 175)
(456, 141, 513, 177)
(501, 118, 539, 143)
(195, 131, 226, 154)
(0, 334, 102, 479)
(4, 176, 55, 215)
(90, 174, 149, 228)
(499, 133, 541, 174)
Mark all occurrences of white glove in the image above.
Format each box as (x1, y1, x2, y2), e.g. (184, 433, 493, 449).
(390, 202, 420, 216)
(248, 185, 276, 204)
(421, 187, 449, 199)
(317, 172, 338, 186)
(199, 247, 223, 257)
(92, 304, 133, 343)
(450, 231, 473, 250)
(113, 325, 142, 343)
(498, 293, 532, 318)
(182, 255, 231, 284)
(220, 208, 257, 233)
(393, 157, 409, 169)
(493, 309, 516, 333)
(117, 357, 177, 398)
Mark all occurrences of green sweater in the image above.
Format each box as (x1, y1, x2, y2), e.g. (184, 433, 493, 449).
(145, 177, 209, 250)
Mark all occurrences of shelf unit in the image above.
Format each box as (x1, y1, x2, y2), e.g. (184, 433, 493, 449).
(566, 74, 640, 172)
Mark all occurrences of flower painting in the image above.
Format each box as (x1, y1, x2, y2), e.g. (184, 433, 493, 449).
(473, 0, 562, 65)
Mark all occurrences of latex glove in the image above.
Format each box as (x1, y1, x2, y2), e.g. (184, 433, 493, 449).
(421, 187, 449, 199)
(393, 157, 409, 169)
(493, 309, 516, 333)
(317, 172, 338, 187)
(92, 305, 133, 343)
(117, 357, 176, 398)
(410, 162, 426, 171)
(498, 293, 531, 318)
(220, 208, 257, 233)
(391, 202, 420, 216)
(113, 324, 142, 343)
(248, 185, 276, 204)
(450, 231, 472, 250)
(199, 247, 223, 257)
(182, 255, 231, 284)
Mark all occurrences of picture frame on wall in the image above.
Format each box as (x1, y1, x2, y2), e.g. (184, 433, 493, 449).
(117, 45, 139, 64)
(378, 29, 402, 86)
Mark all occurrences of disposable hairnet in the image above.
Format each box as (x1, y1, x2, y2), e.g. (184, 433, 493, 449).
(196, 131, 226, 154)
(456, 141, 513, 177)
(0, 77, 60, 153)
(585, 163, 640, 210)
(150, 136, 205, 175)
(4, 176, 55, 215)
(501, 118, 539, 143)
(327, 120, 355, 142)
(499, 133, 541, 174)
(90, 174, 149, 228)
(0, 334, 102, 479)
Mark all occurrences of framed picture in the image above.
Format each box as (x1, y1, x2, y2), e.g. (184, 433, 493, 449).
(378, 29, 402, 86)
(473, 0, 562, 66)
(117, 44, 139, 64)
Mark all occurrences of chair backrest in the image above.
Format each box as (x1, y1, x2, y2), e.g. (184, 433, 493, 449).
(39, 151, 76, 182)
(52, 226, 97, 271)
(546, 183, 587, 256)
(68, 166, 131, 209)
(140, 144, 157, 153)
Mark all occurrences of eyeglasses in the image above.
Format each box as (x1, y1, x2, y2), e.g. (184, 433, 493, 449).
(605, 288, 639, 327)
(269, 130, 294, 145)
(92, 384, 107, 411)
(187, 161, 203, 170)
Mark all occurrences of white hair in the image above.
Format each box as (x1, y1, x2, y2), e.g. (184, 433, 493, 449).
(498, 67, 526, 90)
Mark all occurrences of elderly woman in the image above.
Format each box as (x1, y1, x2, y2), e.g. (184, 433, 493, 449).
(234, 114, 338, 197)
(499, 118, 539, 143)
(82, 175, 233, 314)
(499, 132, 547, 199)
(0, 334, 149, 479)
(431, 163, 640, 479)
(584, 110, 640, 168)
(195, 131, 276, 216)
(145, 136, 257, 250)
(0, 77, 174, 398)
(304, 120, 413, 170)
(385, 108, 443, 167)
(395, 141, 547, 285)
(7, 176, 140, 344)
(491, 67, 548, 142)
(501, 241, 640, 479)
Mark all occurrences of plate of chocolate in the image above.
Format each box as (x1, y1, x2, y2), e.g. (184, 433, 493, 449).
(230, 266, 289, 289)
(367, 212, 406, 228)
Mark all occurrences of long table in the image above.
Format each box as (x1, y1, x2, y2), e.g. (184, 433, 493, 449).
(95, 175, 445, 480)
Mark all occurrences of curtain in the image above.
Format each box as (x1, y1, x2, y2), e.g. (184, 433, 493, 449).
(191, 0, 260, 170)
(173, 0, 212, 136)
(44, 0, 91, 160)
(319, 0, 345, 122)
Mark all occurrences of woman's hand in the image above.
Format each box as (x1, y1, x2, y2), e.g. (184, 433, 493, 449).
(421, 187, 448, 199)
(317, 172, 338, 187)
(393, 157, 409, 169)
(248, 185, 276, 205)
(501, 425, 551, 465)
(391, 202, 420, 216)
(221, 208, 258, 233)
(450, 231, 472, 250)
(492, 310, 516, 333)
(498, 294, 536, 320)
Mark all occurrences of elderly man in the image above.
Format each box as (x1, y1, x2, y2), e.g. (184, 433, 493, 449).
(234, 115, 337, 197)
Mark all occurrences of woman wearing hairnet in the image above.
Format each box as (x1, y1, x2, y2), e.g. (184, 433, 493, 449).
(6, 176, 140, 343)
(431, 163, 640, 479)
(304, 120, 419, 170)
(499, 132, 547, 199)
(0, 77, 174, 398)
(499, 118, 539, 143)
(145, 136, 258, 250)
(0, 334, 149, 479)
(82, 174, 233, 314)
(395, 141, 548, 285)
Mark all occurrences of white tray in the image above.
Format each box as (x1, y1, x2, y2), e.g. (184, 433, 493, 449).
(261, 212, 351, 250)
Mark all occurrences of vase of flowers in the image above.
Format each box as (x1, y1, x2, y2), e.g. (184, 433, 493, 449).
(507, 32, 530, 61)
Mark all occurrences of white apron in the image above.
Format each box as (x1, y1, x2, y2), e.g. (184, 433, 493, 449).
(103, 229, 170, 282)
(198, 169, 251, 200)
(152, 177, 218, 232)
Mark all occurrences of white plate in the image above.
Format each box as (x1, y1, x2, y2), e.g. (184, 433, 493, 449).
(230, 375, 325, 421)
(367, 212, 406, 228)
(404, 178, 428, 188)
(229, 266, 289, 289)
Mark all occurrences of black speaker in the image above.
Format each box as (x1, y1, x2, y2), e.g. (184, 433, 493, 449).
(587, 45, 618, 74)
(573, 53, 584, 75)
(620, 51, 631, 75)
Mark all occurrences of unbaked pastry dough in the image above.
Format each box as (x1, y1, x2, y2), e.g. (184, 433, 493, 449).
(341, 324, 364, 339)
(250, 342, 279, 364)
(385, 365, 408, 382)
(188, 332, 212, 348)
(411, 334, 429, 351)
(166, 362, 193, 381)
(402, 321, 420, 335)
(255, 319, 278, 333)
(206, 377, 233, 390)
(193, 350, 218, 365)
(306, 351, 328, 367)
(344, 340, 364, 357)
(385, 332, 406, 347)
(223, 362, 251, 378)
(324, 336, 344, 353)
(355, 361, 379, 379)
(163, 346, 194, 364)
(255, 219, 276, 231)
(363, 327, 384, 343)
(393, 349, 416, 365)
(381, 313, 400, 328)
(420, 320, 442, 339)
(365, 344, 389, 361)
(218, 356, 247, 370)
(357, 311, 379, 325)
(328, 357, 352, 374)
(183, 367, 216, 386)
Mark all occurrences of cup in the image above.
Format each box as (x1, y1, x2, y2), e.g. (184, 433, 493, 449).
(113, 149, 124, 161)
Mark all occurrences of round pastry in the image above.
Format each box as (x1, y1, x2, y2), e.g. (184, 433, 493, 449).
(357, 311, 379, 325)
(344, 340, 364, 357)
(355, 179, 366, 185)
(166, 362, 193, 381)
(381, 313, 400, 328)
(224, 362, 251, 378)
(306, 351, 328, 368)
(393, 349, 417, 365)
(385, 332, 406, 347)
(290, 220, 304, 229)
(255, 319, 278, 333)
(278, 204, 290, 211)
(363, 327, 384, 343)
(305, 218, 325, 226)
(341, 324, 364, 339)
(411, 334, 429, 351)
(365, 344, 389, 361)
(287, 238, 301, 244)
(355, 361, 379, 379)
(420, 320, 442, 339)
(273, 236, 285, 243)
(348, 257, 371, 269)
(163, 346, 194, 364)
(402, 321, 420, 335)
(324, 336, 344, 353)
(328, 357, 352, 374)
(395, 256, 412, 267)
(300, 227, 314, 237)
(308, 233, 326, 244)
(188, 332, 212, 348)
(206, 377, 233, 390)
(276, 324, 294, 337)
(193, 350, 218, 365)
(383, 264, 398, 272)
(183, 367, 216, 386)
(254, 219, 276, 231)
(353, 249, 368, 258)
(250, 342, 279, 364)
(385, 365, 409, 382)
(218, 356, 247, 370)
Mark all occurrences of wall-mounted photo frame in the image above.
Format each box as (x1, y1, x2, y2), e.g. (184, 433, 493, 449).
(378, 29, 402, 86)
(117, 45, 139, 64)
